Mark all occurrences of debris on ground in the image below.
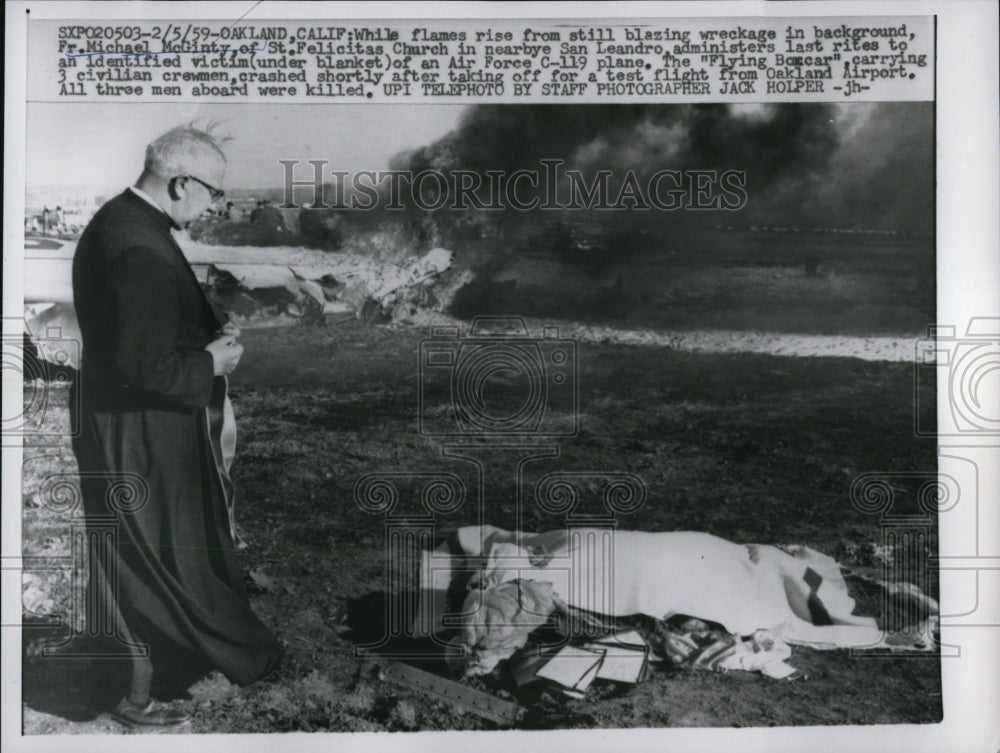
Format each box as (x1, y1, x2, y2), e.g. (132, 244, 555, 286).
(382, 662, 520, 727)
(523, 632, 650, 698)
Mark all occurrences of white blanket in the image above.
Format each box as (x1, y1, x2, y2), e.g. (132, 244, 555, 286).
(417, 525, 937, 652)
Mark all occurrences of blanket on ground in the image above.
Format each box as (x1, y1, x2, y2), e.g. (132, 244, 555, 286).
(417, 526, 937, 678)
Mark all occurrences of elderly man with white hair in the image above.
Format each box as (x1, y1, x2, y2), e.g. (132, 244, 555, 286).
(71, 126, 284, 729)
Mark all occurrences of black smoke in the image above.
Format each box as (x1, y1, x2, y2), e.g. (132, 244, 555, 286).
(393, 102, 932, 233)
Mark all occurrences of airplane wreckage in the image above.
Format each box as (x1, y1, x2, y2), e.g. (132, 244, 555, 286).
(22, 234, 471, 369)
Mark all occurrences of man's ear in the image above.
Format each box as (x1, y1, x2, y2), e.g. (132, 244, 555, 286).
(167, 176, 185, 201)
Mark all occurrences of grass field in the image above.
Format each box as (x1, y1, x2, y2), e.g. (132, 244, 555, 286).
(455, 228, 935, 336)
(20, 320, 941, 732)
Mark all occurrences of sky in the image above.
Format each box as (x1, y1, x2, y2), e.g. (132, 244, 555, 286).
(25, 102, 467, 192)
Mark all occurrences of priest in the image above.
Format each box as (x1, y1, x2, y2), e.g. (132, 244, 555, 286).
(71, 125, 284, 729)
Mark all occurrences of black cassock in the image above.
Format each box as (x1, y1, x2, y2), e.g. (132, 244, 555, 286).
(71, 190, 282, 686)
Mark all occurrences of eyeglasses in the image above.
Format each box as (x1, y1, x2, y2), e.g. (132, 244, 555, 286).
(177, 175, 224, 202)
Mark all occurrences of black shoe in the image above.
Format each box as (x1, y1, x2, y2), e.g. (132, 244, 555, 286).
(110, 697, 191, 730)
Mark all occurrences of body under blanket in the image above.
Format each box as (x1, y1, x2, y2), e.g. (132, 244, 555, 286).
(416, 525, 937, 677)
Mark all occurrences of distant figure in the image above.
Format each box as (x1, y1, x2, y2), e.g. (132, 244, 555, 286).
(225, 201, 243, 222)
(248, 200, 265, 223)
(41, 206, 51, 234)
(249, 198, 285, 232)
(54, 206, 64, 234)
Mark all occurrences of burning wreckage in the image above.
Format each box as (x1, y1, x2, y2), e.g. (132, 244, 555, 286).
(191, 242, 468, 327)
(22, 234, 472, 368)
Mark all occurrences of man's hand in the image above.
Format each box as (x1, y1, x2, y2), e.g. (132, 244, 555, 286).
(218, 320, 241, 339)
(205, 335, 243, 376)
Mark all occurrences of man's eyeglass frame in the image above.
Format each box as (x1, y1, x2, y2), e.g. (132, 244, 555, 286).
(175, 175, 224, 202)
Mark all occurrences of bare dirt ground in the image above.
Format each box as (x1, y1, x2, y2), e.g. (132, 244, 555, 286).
(20, 320, 941, 733)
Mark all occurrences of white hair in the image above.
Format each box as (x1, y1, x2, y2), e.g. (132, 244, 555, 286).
(144, 125, 226, 178)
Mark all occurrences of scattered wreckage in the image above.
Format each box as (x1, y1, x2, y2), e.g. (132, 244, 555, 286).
(22, 234, 471, 367)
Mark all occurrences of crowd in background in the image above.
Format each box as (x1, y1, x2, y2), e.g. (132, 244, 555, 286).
(24, 196, 288, 239)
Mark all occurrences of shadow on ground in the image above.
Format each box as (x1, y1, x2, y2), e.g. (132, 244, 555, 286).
(342, 591, 452, 676)
(22, 619, 129, 722)
(22, 617, 212, 723)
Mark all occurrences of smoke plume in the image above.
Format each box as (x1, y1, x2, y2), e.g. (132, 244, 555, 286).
(394, 102, 932, 232)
